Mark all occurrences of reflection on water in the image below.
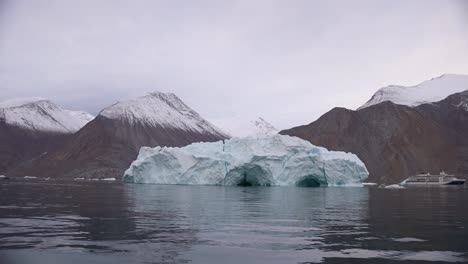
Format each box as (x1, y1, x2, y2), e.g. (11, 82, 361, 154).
(0, 180, 467, 264)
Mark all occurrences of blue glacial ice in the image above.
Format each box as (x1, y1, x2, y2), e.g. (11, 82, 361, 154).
(123, 135, 368, 187)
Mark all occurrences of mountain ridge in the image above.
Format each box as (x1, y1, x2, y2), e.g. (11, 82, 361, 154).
(359, 74, 468, 110)
(9, 92, 228, 178)
(99, 92, 227, 137)
(0, 98, 94, 133)
(282, 77, 468, 184)
(0, 98, 94, 174)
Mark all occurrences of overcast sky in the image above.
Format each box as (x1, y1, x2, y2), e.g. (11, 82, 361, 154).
(1, 0, 467, 129)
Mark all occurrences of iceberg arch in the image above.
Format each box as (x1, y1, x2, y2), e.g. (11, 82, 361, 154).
(224, 164, 274, 186)
(295, 174, 326, 187)
(123, 135, 368, 186)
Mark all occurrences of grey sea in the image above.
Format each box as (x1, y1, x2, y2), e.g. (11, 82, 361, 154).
(0, 179, 467, 264)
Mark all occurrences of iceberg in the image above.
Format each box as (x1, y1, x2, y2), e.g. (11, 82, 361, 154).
(123, 135, 368, 187)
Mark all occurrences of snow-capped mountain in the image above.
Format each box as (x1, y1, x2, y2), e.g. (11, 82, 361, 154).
(11, 92, 228, 179)
(0, 97, 94, 133)
(100, 92, 227, 137)
(0, 97, 47, 108)
(283, 79, 468, 184)
(0, 97, 94, 174)
(64, 110, 95, 126)
(358, 74, 468, 110)
(210, 116, 278, 137)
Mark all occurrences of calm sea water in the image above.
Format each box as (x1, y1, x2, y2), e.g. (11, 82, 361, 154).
(0, 179, 467, 264)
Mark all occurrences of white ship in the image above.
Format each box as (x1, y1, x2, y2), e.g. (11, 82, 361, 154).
(401, 172, 465, 186)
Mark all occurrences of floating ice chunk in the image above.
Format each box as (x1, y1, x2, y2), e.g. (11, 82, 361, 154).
(102, 178, 116, 181)
(123, 135, 368, 187)
(382, 184, 405, 189)
(392, 237, 426, 242)
(362, 182, 377, 186)
(355, 237, 380, 241)
(401, 251, 466, 262)
(23, 176, 37, 179)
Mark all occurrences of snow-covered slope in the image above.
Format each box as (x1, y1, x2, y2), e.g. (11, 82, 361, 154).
(210, 116, 278, 137)
(64, 110, 95, 125)
(0, 98, 94, 133)
(99, 92, 227, 136)
(359, 74, 468, 110)
(123, 135, 368, 186)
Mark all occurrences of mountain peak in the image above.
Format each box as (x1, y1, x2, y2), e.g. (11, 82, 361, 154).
(0, 97, 93, 133)
(251, 117, 278, 136)
(99, 91, 227, 136)
(0, 97, 49, 108)
(359, 74, 468, 110)
(431, 73, 466, 80)
(147, 91, 177, 97)
(210, 116, 278, 138)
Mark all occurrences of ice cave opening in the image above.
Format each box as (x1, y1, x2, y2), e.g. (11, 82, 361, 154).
(223, 164, 274, 186)
(295, 175, 327, 187)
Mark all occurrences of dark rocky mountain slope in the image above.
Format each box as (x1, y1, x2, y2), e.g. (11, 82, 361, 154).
(281, 91, 468, 184)
(10, 92, 228, 179)
(0, 124, 70, 174)
(0, 98, 93, 174)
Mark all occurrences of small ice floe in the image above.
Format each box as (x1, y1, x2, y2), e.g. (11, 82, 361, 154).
(0, 175, 6, 179)
(378, 184, 405, 189)
(392, 237, 426, 243)
(362, 182, 377, 187)
(24, 176, 37, 179)
(385, 184, 405, 189)
(401, 251, 466, 262)
(44, 177, 51, 181)
(102, 178, 116, 181)
(74, 177, 85, 181)
(356, 236, 380, 241)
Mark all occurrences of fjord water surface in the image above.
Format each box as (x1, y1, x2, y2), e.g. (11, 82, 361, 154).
(0, 180, 467, 264)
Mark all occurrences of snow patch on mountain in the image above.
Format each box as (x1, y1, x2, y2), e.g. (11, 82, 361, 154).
(64, 110, 95, 124)
(123, 134, 368, 186)
(99, 92, 227, 136)
(462, 101, 468, 111)
(0, 98, 94, 133)
(210, 116, 278, 137)
(359, 74, 468, 110)
(454, 98, 468, 111)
